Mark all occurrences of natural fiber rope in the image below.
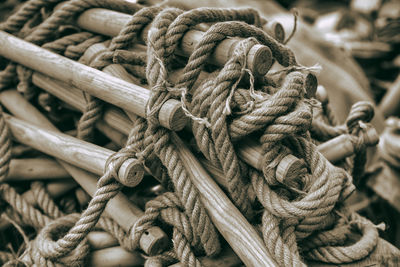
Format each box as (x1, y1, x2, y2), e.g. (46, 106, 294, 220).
(0, 2, 383, 266)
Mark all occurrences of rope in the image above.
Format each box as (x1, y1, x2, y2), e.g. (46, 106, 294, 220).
(0, 2, 383, 266)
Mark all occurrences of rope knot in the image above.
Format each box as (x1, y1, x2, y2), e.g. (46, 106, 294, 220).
(346, 101, 375, 133)
(34, 213, 90, 266)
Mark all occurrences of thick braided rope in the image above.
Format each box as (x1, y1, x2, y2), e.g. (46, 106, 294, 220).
(0, 0, 142, 90)
(0, 0, 61, 34)
(0, 107, 12, 182)
(176, 21, 297, 92)
(190, 38, 260, 218)
(42, 31, 106, 141)
(0, 183, 52, 229)
(163, 7, 262, 65)
(228, 71, 305, 140)
(145, 7, 220, 257)
(42, 32, 97, 55)
(90, 6, 162, 70)
(31, 181, 64, 219)
(304, 213, 379, 263)
(135, 192, 202, 266)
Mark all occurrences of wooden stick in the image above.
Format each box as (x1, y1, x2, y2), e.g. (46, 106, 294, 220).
(75, 8, 273, 77)
(31, 72, 132, 136)
(0, 91, 169, 255)
(0, 31, 186, 131)
(378, 74, 400, 117)
(4, 158, 71, 181)
(88, 246, 144, 267)
(0, 90, 143, 187)
(170, 133, 277, 266)
(87, 231, 119, 250)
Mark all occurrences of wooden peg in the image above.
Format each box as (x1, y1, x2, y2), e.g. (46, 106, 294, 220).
(0, 30, 186, 131)
(0, 90, 168, 255)
(276, 154, 305, 184)
(263, 20, 285, 43)
(75, 8, 273, 76)
(305, 73, 318, 98)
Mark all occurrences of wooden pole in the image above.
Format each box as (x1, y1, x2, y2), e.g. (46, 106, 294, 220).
(4, 158, 71, 181)
(0, 90, 168, 255)
(74, 8, 273, 77)
(0, 31, 186, 131)
(88, 246, 144, 267)
(378, 74, 400, 117)
(0, 90, 143, 187)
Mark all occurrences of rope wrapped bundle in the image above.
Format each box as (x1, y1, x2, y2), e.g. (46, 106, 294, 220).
(0, 0, 395, 266)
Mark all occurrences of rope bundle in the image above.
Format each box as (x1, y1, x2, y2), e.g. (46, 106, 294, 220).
(0, 0, 384, 266)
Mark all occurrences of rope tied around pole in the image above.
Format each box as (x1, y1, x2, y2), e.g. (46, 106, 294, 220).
(0, 1, 386, 266)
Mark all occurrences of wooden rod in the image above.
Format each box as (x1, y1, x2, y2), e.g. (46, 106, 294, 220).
(4, 158, 71, 181)
(378, 74, 400, 117)
(170, 133, 277, 266)
(31, 72, 132, 136)
(0, 90, 168, 255)
(75, 8, 273, 77)
(0, 30, 186, 131)
(88, 246, 144, 267)
(0, 90, 142, 187)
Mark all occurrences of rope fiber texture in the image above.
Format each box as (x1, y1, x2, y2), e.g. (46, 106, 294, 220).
(0, 1, 384, 266)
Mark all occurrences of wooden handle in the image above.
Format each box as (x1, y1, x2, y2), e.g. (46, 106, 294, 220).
(4, 158, 71, 181)
(378, 74, 400, 117)
(0, 90, 168, 255)
(89, 246, 144, 267)
(0, 30, 186, 131)
(75, 8, 273, 77)
(263, 20, 285, 43)
(170, 133, 277, 266)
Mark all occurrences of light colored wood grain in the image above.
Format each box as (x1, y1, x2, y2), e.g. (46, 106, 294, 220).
(379, 74, 400, 117)
(32, 72, 133, 136)
(82, 42, 187, 131)
(76, 8, 273, 77)
(4, 158, 71, 181)
(0, 90, 168, 255)
(170, 133, 277, 267)
(0, 30, 183, 131)
(89, 246, 144, 267)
